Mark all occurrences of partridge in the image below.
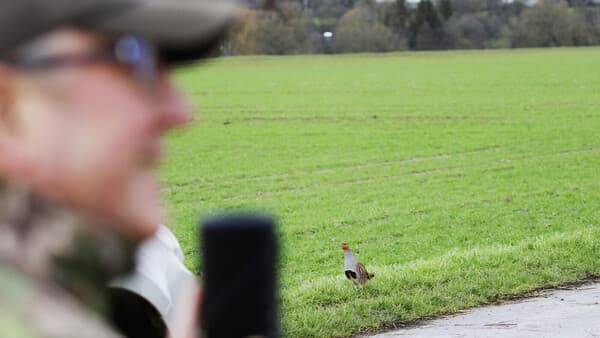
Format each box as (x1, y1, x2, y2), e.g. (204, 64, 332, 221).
(342, 242, 374, 287)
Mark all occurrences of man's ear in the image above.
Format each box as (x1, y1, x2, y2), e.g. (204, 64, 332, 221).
(0, 64, 15, 123)
(0, 64, 33, 180)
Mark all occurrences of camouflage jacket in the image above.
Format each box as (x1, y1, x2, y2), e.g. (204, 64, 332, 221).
(0, 182, 137, 338)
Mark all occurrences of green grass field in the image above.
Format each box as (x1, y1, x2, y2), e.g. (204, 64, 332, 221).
(162, 48, 600, 337)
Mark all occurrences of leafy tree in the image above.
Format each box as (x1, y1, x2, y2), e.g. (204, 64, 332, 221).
(384, 0, 409, 34)
(506, 0, 595, 47)
(581, 7, 600, 43)
(333, 5, 404, 53)
(443, 12, 505, 49)
(409, 0, 443, 49)
(439, 0, 453, 20)
(227, 9, 259, 55)
(566, 0, 592, 7)
(570, 8, 600, 45)
(495, 1, 527, 19)
(422, 0, 442, 30)
(250, 1, 316, 54)
(451, 0, 489, 15)
(229, 0, 600, 55)
(307, 0, 349, 33)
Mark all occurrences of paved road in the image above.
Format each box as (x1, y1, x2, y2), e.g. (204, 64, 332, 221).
(367, 284, 600, 338)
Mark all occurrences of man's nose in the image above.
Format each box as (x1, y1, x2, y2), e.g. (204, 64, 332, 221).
(154, 74, 192, 130)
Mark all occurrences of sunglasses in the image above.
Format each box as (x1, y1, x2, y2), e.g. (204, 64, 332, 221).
(9, 35, 159, 87)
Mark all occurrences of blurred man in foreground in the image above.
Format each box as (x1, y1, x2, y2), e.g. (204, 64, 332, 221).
(0, 0, 236, 337)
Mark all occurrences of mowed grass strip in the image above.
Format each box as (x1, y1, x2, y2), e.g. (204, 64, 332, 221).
(283, 227, 600, 337)
(162, 48, 600, 337)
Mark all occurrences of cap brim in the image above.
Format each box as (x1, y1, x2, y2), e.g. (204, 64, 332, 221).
(92, 1, 238, 64)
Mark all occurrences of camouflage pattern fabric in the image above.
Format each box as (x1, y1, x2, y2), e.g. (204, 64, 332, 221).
(0, 181, 137, 337)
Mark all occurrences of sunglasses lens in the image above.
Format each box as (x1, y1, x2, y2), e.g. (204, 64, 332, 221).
(115, 36, 157, 86)
(115, 36, 145, 63)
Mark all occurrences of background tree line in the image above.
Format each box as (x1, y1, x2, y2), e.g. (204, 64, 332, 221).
(225, 0, 600, 54)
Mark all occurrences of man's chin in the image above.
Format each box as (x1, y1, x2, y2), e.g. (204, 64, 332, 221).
(116, 171, 164, 241)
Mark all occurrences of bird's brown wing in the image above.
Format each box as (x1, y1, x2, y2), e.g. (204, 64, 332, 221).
(356, 262, 373, 286)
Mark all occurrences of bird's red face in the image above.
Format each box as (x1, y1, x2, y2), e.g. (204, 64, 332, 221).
(341, 242, 349, 251)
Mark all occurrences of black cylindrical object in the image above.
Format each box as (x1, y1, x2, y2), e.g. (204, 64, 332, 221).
(200, 214, 279, 338)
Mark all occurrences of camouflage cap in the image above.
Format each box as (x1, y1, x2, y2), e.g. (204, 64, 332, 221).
(0, 0, 238, 64)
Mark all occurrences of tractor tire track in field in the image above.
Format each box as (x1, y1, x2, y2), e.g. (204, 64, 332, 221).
(164, 146, 503, 192)
(195, 99, 600, 114)
(287, 180, 599, 240)
(217, 147, 598, 202)
(198, 114, 498, 124)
